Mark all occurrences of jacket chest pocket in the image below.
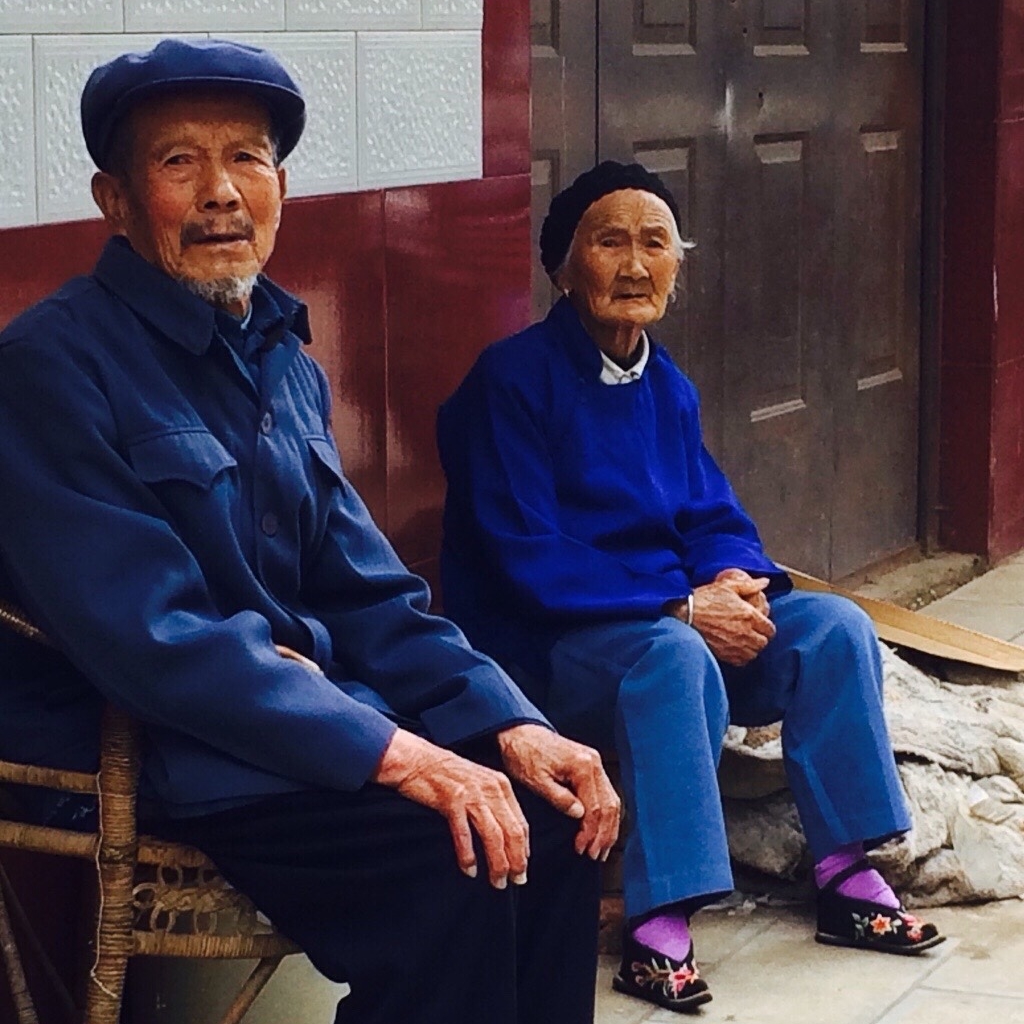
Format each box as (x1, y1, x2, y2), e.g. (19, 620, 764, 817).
(127, 429, 237, 496)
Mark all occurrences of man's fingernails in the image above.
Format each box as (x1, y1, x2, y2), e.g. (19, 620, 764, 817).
(600, 849, 611, 862)
(493, 876, 508, 890)
(512, 872, 528, 885)
(589, 849, 601, 860)
(463, 864, 477, 878)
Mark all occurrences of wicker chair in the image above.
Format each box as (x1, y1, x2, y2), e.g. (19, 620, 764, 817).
(0, 600, 301, 1024)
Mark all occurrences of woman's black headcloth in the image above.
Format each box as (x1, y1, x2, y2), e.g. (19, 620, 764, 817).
(539, 160, 682, 276)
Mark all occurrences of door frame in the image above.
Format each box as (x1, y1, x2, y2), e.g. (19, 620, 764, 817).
(917, 0, 946, 556)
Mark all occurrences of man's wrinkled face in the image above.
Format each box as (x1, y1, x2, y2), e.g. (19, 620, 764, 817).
(93, 92, 286, 313)
(557, 189, 680, 333)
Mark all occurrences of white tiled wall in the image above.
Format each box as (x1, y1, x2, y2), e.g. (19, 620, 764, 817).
(0, 37, 35, 228)
(287, 0, 419, 32)
(0, 0, 122, 35)
(421, 0, 481, 30)
(0, 0, 484, 228)
(125, 0, 285, 34)
(358, 31, 480, 188)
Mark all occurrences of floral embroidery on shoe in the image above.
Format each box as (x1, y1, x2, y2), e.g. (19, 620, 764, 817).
(668, 964, 698, 996)
(631, 957, 701, 1000)
(870, 914, 895, 935)
(849, 908, 936, 946)
(852, 911, 903, 940)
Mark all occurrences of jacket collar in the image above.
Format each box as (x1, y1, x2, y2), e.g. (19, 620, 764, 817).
(546, 296, 605, 379)
(547, 296, 662, 382)
(92, 236, 311, 354)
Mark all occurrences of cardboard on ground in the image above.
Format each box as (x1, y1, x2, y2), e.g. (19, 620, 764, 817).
(786, 567, 1024, 674)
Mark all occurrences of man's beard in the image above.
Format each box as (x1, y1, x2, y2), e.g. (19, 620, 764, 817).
(178, 275, 258, 312)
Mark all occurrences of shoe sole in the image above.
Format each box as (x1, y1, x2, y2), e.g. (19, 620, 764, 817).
(815, 931, 947, 956)
(612, 973, 713, 1013)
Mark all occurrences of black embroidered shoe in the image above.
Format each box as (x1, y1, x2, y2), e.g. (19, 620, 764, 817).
(815, 860, 945, 956)
(612, 929, 712, 1013)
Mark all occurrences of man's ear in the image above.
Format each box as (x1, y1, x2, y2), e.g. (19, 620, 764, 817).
(91, 172, 130, 234)
(277, 165, 287, 201)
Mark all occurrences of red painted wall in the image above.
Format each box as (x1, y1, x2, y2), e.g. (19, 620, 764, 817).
(263, 172, 531, 593)
(0, 3, 530, 1017)
(941, 1, 1024, 561)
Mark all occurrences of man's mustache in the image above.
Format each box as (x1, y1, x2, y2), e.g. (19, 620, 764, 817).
(180, 220, 255, 246)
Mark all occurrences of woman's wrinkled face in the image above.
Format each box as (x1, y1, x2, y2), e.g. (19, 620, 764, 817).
(556, 189, 681, 332)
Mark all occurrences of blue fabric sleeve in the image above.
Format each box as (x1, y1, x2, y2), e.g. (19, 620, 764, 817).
(0, 333, 397, 793)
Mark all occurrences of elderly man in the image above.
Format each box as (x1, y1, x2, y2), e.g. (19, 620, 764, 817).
(438, 162, 942, 1014)
(0, 40, 620, 1024)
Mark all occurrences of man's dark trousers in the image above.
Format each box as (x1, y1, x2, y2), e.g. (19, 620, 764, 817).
(147, 782, 601, 1024)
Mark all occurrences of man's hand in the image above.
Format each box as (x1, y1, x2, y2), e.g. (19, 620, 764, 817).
(685, 570, 776, 667)
(496, 723, 620, 861)
(372, 728, 529, 889)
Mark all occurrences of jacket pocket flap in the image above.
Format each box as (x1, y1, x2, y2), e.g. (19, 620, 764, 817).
(306, 436, 345, 485)
(128, 430, 237, 489)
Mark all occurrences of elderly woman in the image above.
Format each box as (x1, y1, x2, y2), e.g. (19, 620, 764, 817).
(437, 162, 943, 1013)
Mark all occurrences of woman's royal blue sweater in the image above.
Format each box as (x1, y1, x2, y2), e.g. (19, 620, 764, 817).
(437, 297, 790, 675)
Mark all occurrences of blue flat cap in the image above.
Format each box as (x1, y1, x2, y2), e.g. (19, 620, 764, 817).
(81, 38, 306, 171)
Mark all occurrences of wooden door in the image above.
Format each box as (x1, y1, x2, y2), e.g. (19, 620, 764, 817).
(531, 0, 925, 579)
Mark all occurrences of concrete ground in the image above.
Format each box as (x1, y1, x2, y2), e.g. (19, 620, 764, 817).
(596, 549, 1024, 1024)
(595, 901, 1024, 1024)
(918, 548, 1024, 646)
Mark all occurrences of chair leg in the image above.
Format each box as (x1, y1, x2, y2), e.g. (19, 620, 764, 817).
(82, 949, 130, 1024)
(0, 868, 39, 1024)
(81, 865, 134, 1024)
(0, 864, 77, 1021)
(218, 956, 284, 1024)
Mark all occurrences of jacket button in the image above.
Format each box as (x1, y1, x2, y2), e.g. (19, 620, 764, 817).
(260, 412, 273, 435)
(261, 512, 279, 536)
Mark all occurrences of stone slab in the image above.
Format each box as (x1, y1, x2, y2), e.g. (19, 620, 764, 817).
(920, 902, 1024, 997)
(874, 989, 1024, 1024)
(918, 598, 1024, 642)
(925, 564, 1024, 606)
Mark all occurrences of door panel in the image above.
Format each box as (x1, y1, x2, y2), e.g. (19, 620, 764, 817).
(830, 0, 923, 577)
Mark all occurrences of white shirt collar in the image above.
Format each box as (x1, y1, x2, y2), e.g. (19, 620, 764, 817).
(598, 333, 649, 385)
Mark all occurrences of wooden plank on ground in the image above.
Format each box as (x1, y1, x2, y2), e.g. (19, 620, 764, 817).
(785, 567, 1024, 673)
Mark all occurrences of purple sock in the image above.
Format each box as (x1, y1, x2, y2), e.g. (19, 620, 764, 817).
(632, 907, 692, 961)
(815, 842, 900, 909)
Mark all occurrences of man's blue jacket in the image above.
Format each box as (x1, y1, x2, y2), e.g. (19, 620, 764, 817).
(0, 238, 543, 816)
(437, 298, 791, 678)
